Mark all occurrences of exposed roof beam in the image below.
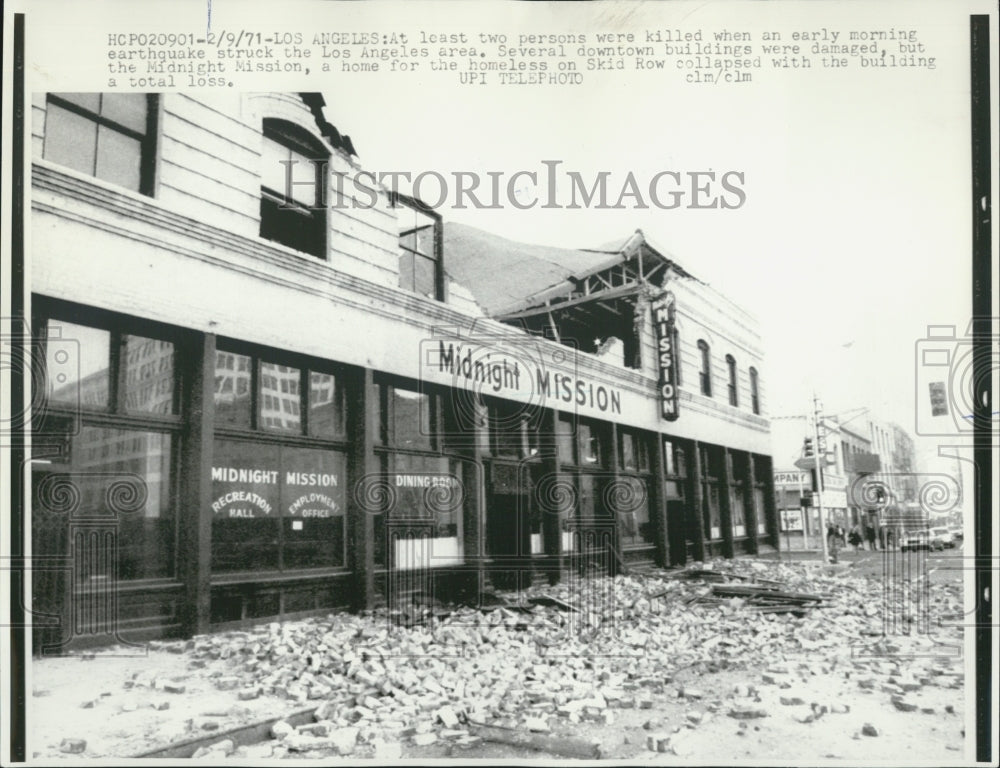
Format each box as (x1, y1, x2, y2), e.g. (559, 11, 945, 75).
(496, 284, 642, 321)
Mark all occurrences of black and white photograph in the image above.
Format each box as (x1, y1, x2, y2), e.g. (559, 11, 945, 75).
(1, 0, 997, 764)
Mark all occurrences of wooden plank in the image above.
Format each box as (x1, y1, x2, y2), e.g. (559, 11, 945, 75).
(134, 706, 317, 759)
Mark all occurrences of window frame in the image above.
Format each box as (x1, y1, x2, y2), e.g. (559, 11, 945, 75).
(726, 354, 739, 407)
(34, 299, 183, 583)
(391, 191, 445, 302)
(44, 93, 159, 196)
(259, 118, 329, 259)
(212, 340, 348, 446)
(617, 428, 654, 548)
(210, 341, 351, 577)
(373, 376, 463, 567)
(698, 339, 712, 397)
(749, 366, 760, 414)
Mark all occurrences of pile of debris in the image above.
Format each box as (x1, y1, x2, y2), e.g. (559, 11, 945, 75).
(150, 557, 961, 755)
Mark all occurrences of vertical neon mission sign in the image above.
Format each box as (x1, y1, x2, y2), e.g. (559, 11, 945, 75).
(652, 291, 680, 421)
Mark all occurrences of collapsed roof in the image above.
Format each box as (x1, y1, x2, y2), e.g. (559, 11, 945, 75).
(442, 222, 697, 367)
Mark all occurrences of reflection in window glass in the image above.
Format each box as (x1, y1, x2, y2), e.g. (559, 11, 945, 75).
(214, 351, 252, 428)
(43, 94, 151, 194)
(46, 320, 111, 409)
(123, 335, 174, 415)
(308, 372, 343, 438)
(40, 426, 175, 580)
(43, 104, 97, 175)
(260, 362, 301, 434)
(390, 387, 432, 450)
(95, 127, 142, 190)
(578, 422, 601, 466)
(620, 431, 637, 471)
(731, 485, 746, 536)
(388, 454, 459, 537)
(100, 93, 147, 132)
(618, 476, 652, 546)
(556, 416, 575, 464)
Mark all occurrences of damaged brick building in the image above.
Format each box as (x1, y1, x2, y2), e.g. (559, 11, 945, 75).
(28, 91, 777, 651)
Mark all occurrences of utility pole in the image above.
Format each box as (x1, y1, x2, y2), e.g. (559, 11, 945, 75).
(813, 395, 828, 562)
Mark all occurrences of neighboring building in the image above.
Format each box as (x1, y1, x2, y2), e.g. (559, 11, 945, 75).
(770, 415, 850, 548)
(29, 91, 776, 650)
(838, 419, 881, 528)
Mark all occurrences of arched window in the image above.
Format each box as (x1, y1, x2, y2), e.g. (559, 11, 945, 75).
(726, 354, 738, 407)
(260, 118, 328, 258)
(697, 340, 712, 397)
(749, 367, 760, 414)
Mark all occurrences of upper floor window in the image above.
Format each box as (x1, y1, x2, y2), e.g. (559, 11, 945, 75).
(749, 366, 760, 414)
(392, 192, 444, 301)
(43, 93, 157, 195)
(260, 119, 327, 258)
(697, 340, 712, 397)
(726, 354, 738, 407)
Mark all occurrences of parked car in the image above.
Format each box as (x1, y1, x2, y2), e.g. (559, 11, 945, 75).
(948, 524, 964, 542)
(900, 530, 944, 552)
(931, 526, 955, 548)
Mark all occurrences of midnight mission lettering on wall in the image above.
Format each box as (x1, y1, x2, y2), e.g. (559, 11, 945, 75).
(437, 341, 623, 415)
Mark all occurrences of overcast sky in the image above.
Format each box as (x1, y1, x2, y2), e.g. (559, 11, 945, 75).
(310, 1, 980, 488)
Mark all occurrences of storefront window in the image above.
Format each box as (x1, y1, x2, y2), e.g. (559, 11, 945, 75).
(387, 454, 461, 537)
(259, 362, 302, 434)
(578, 421, 602, 466)
(308, 371, 344, 438)
(488, 398, 524, 457)
(380, 384, 434, 451)
(701, 445, 722, 539)
(556, 415, 575, 464)
(214, 351, 253, 428)
(618, 475, 651, 546)
(46, 320, 111, 409)
(37, 308, 182, 584)
(60, 426, 176, 580)
(210, 440, 346, 572)
(123, 335, 175, 414)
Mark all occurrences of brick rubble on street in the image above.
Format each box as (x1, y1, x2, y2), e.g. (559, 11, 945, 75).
(40, 557, 964, 760)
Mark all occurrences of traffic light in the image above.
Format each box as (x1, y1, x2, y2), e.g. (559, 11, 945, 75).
(801, 492, 813, 508)
(803, 437, 814, 458)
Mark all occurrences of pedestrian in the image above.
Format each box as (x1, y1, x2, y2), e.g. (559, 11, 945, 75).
(848, 525, 863, 552)
(865, 523, 878, 551)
